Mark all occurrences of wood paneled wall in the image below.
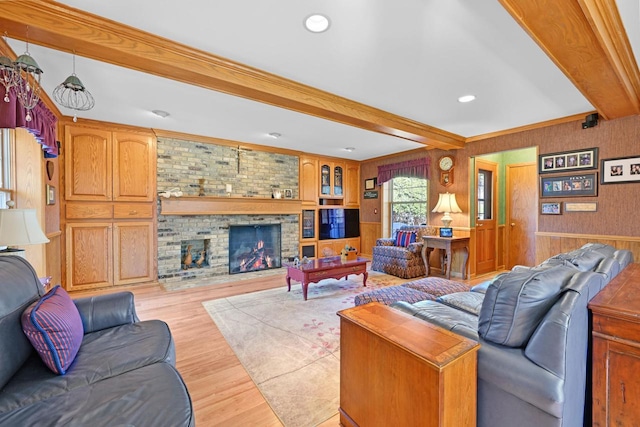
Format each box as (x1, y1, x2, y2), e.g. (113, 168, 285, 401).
(536, 233, 640, 265)
(361, 114, 640, 276)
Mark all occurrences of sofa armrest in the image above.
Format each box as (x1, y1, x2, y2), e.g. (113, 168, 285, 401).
(375, 238, 395, 246)
(478, 339, 564, 418)
(405, 241, 423, 254)
(73, 292, 140, 333)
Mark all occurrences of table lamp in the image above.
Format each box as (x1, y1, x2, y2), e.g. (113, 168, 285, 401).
(0, 208, 50, 257)
(432, 193, 462, 229)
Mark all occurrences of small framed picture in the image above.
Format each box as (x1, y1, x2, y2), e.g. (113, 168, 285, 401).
(364, 178, 377, 190)
(283, 189, 293, 199)
(601, 156, 640, 184)
(541, 202, 561, 215)
(539, 147, 598, 174)
(46, 184, 55, 205)
(564, 202, 598, 212)
(540, 172, 598, 197)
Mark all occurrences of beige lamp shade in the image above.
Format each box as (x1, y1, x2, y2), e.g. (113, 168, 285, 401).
(0, 209, 50, 247)
(432, 193, 462, 228)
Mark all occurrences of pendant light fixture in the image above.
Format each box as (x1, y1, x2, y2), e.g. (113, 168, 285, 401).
(0, 34, 18, 103)
(53, 52, 95, 122)
(13, 31, 43, 122)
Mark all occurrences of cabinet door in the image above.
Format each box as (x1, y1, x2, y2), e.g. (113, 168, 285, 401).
(66, 222, 113, 290)
(114, 221, 155, 285)
(333, 163, 344, 197)
(300, 156, 318, 202)
(113, 132, 156, 202)
(320, 164, 331, 196)
(65, 126, 112, 201)
(344, 163, 360, 207)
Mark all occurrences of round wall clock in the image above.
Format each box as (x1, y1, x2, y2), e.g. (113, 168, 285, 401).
(438, 155, 455, 172)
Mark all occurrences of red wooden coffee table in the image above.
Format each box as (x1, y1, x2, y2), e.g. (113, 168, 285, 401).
(284, 256, 369, 300)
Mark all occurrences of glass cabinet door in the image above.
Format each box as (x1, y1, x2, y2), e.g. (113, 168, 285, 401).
(321, 165, 331, 195)
(334, 166, 343, 196)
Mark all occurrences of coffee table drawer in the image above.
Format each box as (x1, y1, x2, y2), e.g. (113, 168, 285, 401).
(308, 265, 364, 281)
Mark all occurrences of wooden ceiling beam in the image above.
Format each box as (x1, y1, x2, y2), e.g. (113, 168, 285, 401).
(499, 0, 640, 120)
(0, 0, 465, 150)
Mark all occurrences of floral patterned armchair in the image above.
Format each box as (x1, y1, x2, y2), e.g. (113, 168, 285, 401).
(371, 225, 436, 279)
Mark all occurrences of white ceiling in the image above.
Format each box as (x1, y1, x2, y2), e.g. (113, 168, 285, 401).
(6, 0, 639, 160)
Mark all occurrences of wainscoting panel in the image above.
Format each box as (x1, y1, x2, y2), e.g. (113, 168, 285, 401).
(535, 232, 640, 265)
(360, 222, 381, 259)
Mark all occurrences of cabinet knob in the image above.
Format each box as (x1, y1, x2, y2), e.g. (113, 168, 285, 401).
(129, 210, 138, 215)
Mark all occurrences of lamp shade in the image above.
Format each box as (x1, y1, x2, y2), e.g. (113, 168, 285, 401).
(432, 193, 462, 214)
(0, 209, 49, 246)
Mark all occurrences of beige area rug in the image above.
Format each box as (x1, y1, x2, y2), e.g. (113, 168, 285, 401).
(203, 271, 409, 427)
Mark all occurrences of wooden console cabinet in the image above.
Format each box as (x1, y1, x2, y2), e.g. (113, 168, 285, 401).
(589, 263, 640, 426)
(338, 303, 479, 427)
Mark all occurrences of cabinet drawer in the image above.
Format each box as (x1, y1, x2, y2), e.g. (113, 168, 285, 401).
(66, 203, 113, 219)
(114, 203, 154, 219)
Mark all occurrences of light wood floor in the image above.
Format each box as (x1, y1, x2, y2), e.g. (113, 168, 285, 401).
(72, 269, 492, 427)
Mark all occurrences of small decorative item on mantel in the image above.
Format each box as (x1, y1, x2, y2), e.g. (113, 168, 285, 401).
(198, 178, 205, 197)
(340, 245, 357, 262)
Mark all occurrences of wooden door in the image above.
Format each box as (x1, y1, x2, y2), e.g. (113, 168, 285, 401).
(475, 159, 497, 275)
(66, 222, 113, 290)
(344, 162, 360, 207)
(506, 163, 537, 268)
(64, 126, 112, 201)
(113, 132, 156, 202)
(114, 221, 155, 285)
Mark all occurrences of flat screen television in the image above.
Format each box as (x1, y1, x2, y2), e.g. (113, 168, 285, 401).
(319, 208, 360, 240)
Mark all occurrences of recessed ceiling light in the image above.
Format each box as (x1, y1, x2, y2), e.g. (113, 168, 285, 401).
(151, 109, 170, 118)
(457, 95, 476, 103)
(268, 132, 282, 139)
(344, 147, 355, 152)
(305, 14, 330, 33)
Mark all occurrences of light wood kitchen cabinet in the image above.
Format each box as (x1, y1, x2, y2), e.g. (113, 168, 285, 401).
(300, 156, 318, 203)
(113, 222, 155, 285)
(63, 124, 157, 290)
(344, 162, 360, 207)
(320, 161, 345, 198)
(65, 222, 113, 290)
(65, 126, 155, 202)
(66, 221, 154, 290)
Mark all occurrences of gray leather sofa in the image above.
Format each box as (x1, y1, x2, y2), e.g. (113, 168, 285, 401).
(0, 256, 194, 426)
(392, 243, 633, 427)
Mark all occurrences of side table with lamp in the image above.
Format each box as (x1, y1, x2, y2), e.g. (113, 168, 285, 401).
(0, 203, 51, 290)
(424, 193, 470, 279)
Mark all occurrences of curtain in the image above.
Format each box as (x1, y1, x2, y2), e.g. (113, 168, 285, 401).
(0, 87, 58, 157)
(377, 157, 430, 185)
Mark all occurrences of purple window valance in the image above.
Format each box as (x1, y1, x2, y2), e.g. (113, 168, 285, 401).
(0, 87, 58, 157)
(377, 157, 430, 185)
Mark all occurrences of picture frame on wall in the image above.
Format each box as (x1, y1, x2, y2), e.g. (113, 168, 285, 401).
(601, 156, 640, 184)
(540, 172, 598, 198)
(364, 178, 377, 190)
(538, 147, 598, 174)
(541, 202, 562, 215)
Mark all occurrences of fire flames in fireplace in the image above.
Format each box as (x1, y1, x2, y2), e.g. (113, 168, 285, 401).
(229, 224, 281, 274)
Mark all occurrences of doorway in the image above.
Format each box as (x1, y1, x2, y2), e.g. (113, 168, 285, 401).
(506, 163, 537, 268)
(475, 159, 497, 275)
(472, 148, 538, 276)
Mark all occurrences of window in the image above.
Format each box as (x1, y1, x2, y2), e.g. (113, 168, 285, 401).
(477, 169, 492, 220)
(0, 129, 14, 209)
(385, 177, 428, 236)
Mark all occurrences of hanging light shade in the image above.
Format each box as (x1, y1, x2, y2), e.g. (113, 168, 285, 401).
(53, 53, 94, 122)
(14, 46, 43, 122)
(0, 55, 18, 103)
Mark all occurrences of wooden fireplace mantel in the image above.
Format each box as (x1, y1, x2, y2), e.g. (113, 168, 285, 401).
(160, 196, 302, 216)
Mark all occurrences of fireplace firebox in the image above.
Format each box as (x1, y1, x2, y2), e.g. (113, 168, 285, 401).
(229, 224, 281, 274)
